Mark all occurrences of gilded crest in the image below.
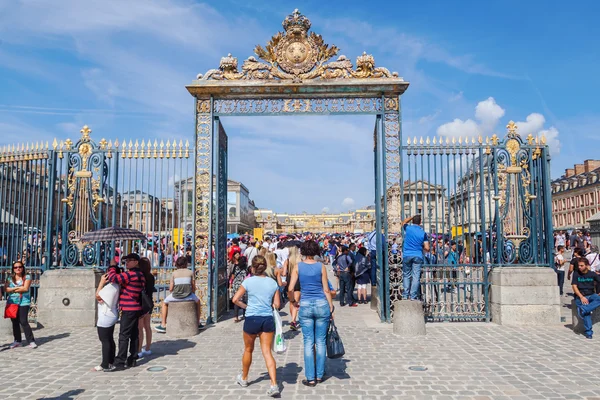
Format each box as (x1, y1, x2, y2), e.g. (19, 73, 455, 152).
(197, 9, 399, 82)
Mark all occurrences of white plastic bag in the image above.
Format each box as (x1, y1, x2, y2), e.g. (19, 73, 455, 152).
(272, 307, 286, 354)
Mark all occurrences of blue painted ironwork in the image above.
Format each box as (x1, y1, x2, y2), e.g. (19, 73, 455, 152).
(396, 123, 553, 322)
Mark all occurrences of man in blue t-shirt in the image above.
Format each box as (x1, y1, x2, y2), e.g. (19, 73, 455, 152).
(402, 214, 429, 300)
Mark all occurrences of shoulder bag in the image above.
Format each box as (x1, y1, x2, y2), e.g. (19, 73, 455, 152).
(326, 319, 345, 359)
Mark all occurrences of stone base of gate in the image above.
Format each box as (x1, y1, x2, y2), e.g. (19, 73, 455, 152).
(370, 285, 378, 311)
(392, 300, 426, 336)
(38, 269, 103, 328)
(490, 267, 560, 326)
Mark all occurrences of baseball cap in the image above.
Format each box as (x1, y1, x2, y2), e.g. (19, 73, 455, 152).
(123, 253, 140, 261)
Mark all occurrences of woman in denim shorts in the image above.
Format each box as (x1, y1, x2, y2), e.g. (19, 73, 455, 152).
(232, 256, 281, 397)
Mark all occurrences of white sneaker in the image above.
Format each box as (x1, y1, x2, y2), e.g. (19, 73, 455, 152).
(29, 342, 38, 349)
(236, 373, 249, 387)
(9, 341, 21, 349)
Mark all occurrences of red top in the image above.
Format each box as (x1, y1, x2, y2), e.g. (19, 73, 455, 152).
(107, 267, 146, 312)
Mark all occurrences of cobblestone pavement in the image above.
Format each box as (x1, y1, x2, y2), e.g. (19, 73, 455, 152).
(1, 286, 599, 399)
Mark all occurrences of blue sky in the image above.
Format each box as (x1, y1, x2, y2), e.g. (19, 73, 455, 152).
(0, 0, 598, 213)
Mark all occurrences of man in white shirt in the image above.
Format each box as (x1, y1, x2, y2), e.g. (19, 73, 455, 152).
(274, 242, 289, 268)
(243, 240, 258, 265)
(555, 245, 566, 296)
(556, 231, 566, 249)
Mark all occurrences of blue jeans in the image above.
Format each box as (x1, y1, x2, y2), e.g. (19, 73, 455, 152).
(369, 250, 377, 286)
(402, 256, 424, 300)
(576, 294, 600, 337)
(299, 299, 331, 381)
(338, 272, 354, 306)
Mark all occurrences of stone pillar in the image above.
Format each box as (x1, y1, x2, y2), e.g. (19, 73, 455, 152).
(370, 285, 378, 311)
(167, 301, 199, 338)
(37, 269, 103, 328)
(571, 299, 600, 334)
(393, 300, 426, 336)
(490, 267, 560, 326)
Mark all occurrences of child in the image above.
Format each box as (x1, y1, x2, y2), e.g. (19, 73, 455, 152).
(155, 257, 205, 333)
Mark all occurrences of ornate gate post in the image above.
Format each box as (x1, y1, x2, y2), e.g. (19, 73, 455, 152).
(193, 97, 213, 322)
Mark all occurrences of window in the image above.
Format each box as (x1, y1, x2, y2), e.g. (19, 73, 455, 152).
(417, 194, 423, 202)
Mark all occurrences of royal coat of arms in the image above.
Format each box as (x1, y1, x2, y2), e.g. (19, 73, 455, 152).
(198, 9, 398, 82)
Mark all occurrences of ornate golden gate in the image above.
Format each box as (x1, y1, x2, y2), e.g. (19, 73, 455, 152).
(188, 9, 407, 322)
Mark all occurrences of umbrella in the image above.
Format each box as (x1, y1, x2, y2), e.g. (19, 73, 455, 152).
(80, 227, 147, 243)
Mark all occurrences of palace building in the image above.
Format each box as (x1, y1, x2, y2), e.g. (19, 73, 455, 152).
(551, 160, 600, 230)
(254, 208, 376, 234)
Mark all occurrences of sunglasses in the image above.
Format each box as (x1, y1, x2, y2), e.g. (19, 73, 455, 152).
(14, 266, 24, 269)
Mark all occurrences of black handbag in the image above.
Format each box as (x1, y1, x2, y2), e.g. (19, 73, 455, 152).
(326, 319, 345, 359)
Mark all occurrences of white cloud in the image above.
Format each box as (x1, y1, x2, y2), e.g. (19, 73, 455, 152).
(515, 113, 561, 156)
(437, 118, 480, 138)
(539, 126, 561, 156)
(321, 207, 330, 213)
(341, 198, 355, 210)
(514, 113, 546, 136)
(437, 97, 504, 138)
(475, 97, 505, 130)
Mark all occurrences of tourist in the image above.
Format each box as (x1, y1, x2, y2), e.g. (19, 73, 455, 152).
(287, 247, 302, 331)
(354, 246, 371, 304)
(230, 255, 249, 323)
(5, 261, 36, 349)
(555, 245, 567, 296)
(229, 238, 241, 261)
(138, 257, 155, 358)
(586, 245, 600, 272)
(401, 215, 429, 300)
(243, 240, 258, 265)
(94, 261, 120, 371)
(367, 229, 378, 285)
(568, 248, 585, 280)
(335, 246, 356, 307)
(106, 253, 145, 371)
(155, 257, 204, 333)
(232, 256, 280, 397)
(287, 240, 335, 387)
(348, 243, 358, 303)
(572, 257, 600, 339)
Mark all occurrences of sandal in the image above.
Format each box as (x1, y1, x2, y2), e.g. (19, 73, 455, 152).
(234, 318, 241, 323)
(316, 376, 329, 384)
(302, 380, 316, 387)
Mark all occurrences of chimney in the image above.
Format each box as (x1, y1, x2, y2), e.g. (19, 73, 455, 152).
(574, 164, 585, 175)
(584, 159, 600, 173)
(565, 168, 575, 177)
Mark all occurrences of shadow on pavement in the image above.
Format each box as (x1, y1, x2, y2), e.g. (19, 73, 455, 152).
(37, 388, 85, 400)
(250, 362, 302, 393)
(0, 332, 70, 350)
(136, 339, 196, 366)
(37, 332, 71, 346)
(326, 357, 351, 380)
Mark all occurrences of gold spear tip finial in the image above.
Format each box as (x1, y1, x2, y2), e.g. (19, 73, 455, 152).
(506, 121, 517, 136)
(80, 125, 92, 140)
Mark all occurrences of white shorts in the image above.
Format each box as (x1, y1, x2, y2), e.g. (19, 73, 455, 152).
(357, 284, 368, 290)
(164, 293, 199, 304)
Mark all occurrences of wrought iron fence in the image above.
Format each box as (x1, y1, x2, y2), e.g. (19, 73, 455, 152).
(389, 121, 553, 321)
(0, 126, 197, 322)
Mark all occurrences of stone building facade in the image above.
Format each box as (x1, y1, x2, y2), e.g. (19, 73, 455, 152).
(254, 208, 376, 234)
(551, 160, 600, 230)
